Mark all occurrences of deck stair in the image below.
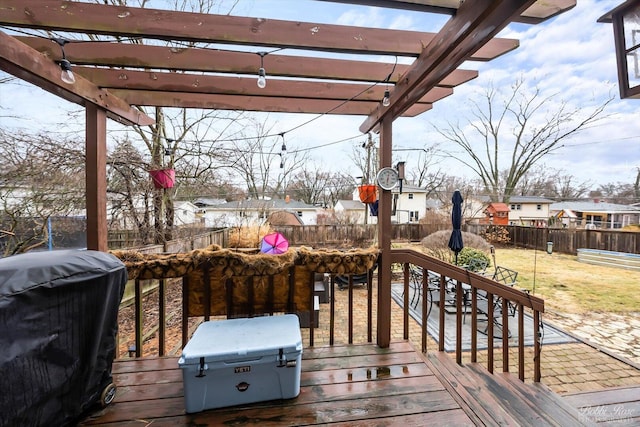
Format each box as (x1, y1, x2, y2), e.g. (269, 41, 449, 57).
(427, 351, 595, 426)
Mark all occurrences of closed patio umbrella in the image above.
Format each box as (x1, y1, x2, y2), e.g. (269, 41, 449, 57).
(448, 190, 464, 265)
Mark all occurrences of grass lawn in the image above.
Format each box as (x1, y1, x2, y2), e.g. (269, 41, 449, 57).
(492, 247, 639, 314)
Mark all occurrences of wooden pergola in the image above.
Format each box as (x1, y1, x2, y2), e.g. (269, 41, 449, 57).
(0, 0, 575, 347)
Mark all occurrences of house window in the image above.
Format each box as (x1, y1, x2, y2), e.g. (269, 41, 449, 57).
(408, 193, 414, 200)
(536, 204, 542, 210)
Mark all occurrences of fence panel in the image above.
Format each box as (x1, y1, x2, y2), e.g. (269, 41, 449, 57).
(465, 224, 639, 255)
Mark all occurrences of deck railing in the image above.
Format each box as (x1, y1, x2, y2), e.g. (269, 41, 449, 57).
(391, 248, 544, 382)
(119, 247, 544, 383)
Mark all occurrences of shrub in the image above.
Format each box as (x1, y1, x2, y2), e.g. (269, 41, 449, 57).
(228, 224, 273, 248)
(420, 230, 492, 264)
(456, 247, 491, 270)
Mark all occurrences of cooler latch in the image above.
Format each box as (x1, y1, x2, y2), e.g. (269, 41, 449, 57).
(196, 357, 208, 377)
(277, 348, 297, 368)
(277, 348, 286, 367)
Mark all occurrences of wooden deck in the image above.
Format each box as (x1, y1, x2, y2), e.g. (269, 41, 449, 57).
(80, 341, 593, 426)
(563, 385, 640, 425)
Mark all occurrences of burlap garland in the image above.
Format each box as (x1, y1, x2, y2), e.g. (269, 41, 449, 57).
(295, 246, 379, 274)
(111, 245, 380, 317)
(111, 245, 380, 280)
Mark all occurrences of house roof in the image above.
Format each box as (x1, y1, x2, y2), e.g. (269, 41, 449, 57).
(212, 199, 318, 211)
(194, 198, 227, 207)
(477, 195, 555, 204)
(485, 203, 510, 213)
(393, 184, 427, 193)
(337, 200, 366, 210)
(175, 200, 197, 210)
(267, 211, 304, 226)
(550, 201, 640, 214)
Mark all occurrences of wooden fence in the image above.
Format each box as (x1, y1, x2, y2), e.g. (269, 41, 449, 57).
(108, 227, 228, 250)
(466, 224, 640, 255)
(109, 223, 639, 256)
(266, 223, 450, 247)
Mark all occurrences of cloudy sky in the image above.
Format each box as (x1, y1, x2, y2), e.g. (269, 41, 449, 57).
(1, 0, 638, 191)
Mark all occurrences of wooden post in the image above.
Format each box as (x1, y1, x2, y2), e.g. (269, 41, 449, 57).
(376, 116, 393, 348)
(85, 104, 108, 251)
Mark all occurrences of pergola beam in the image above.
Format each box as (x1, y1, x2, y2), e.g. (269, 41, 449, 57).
(0, 31, 153, 126)
(75, 67, 453, 105)
(16, 37, 409, 83)
(108, 89, 432, 116)
(3, 0, 518, 60)
(361, 0, 539, 133)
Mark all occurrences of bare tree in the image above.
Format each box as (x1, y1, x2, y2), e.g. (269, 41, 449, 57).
(287, 166, 354, 207)
(350, 133, 378, 185)
(107, 138, 155, 243)
(435, 78, 613, 203)
(83, 0, 244, 244)
(0, 129, 85, 255)
(399, 146, 448, 198)
(513, 166, 592, 200)
(228, 118, 308, 200)
(591, 176, 640, 204)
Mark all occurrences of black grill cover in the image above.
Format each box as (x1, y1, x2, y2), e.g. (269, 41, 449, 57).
(0, 250, 127, 427)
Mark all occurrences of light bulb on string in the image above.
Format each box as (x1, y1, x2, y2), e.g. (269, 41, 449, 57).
(280, 132, 286, 151)
(257, 52, 267, 88)
(53, 38, 75, 84)
(257, 68, 266, 88)
(59, 58, 75, 84)
(382, 89, 390, 107)
(381, 57, 397, 108)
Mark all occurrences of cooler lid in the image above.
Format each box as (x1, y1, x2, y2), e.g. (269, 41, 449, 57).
(180, 314, 303, 364)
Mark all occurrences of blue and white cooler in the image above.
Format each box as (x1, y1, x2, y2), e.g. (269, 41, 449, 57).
(179, 314, 303, 413)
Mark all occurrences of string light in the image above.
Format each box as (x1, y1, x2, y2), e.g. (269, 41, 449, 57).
(382, 89, 390, 107)
(257, 52, 267, 89)
(381, 56, 398, 107)
(279, 132, 286, 151)
(52, 38, 75, 84)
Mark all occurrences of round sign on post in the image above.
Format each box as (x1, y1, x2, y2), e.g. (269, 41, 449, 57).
(376, 167, 399, 190)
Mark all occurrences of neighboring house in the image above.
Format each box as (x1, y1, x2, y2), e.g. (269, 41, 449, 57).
(173, 201, 200, 226)
(469, 195, 554, 226)
(550, 200, 640, 229)
(506, 196, 554, 227)
(334, 199, 368, 224)
(201, 198, 320, 228)
(349, 183, 429, 224)
(391, 184, 429, 223)
(482, 203, 510, 225)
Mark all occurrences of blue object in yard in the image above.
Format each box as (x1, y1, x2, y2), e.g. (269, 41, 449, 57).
(369, 200, 379, 216)
(448, 190, 464, 265)
(547, 241, 553, 254)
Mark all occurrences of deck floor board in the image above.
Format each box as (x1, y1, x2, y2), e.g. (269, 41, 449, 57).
(80, 341, 596, 426)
